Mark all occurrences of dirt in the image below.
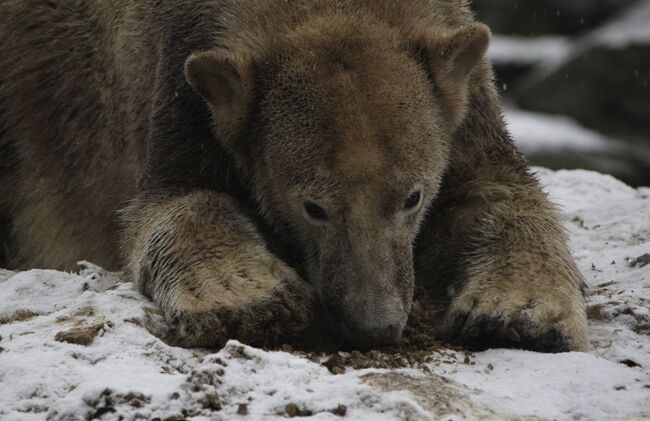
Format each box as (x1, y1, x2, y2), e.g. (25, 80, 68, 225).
(236, 403, 248, 415)
(54, 323, 107, 346)
(587, 303, 608, 320)
(55, 306, 96, 324)
(81, 389, 154, 420)
(277, 287, 468, 372)
(282, 402, 347, 418)
(0, 309, 39, 325)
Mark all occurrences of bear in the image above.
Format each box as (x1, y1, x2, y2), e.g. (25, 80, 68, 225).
(0, 0, 588, 352)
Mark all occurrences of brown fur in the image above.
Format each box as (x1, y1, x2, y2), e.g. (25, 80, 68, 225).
(0, 0, 587, 351)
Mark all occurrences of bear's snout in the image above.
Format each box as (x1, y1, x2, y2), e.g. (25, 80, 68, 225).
(338, 294, 408, 348)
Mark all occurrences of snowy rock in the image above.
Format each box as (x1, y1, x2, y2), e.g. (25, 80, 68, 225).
(514, 0, 650, 148)
(487, 36, 571, 91)
(505, 109, 650, 187)
(472, 0, 637, 36)
(488, 36, 572, 67)
(0, 169, 649, 420)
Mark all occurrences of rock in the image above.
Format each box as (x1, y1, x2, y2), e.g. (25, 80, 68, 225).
(330, 404, 347, 417)
(509, 1, 650, 185)
(514, 1, 650, 145)
(471, 0, 637, 36)
(487, 35, 571, 90)
(505, 109, 650, 187)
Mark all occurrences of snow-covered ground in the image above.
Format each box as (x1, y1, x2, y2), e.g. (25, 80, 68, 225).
(1, 169, 649, 421)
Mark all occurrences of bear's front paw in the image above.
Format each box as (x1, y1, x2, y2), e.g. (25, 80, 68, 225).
(163, 265, 316, 348)
(440, 279, 588, 352)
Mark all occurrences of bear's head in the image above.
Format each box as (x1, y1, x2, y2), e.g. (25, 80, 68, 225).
(185, 15, 489, 347)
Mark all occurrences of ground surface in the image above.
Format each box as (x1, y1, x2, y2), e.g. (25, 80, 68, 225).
(1, 168, 649, 421)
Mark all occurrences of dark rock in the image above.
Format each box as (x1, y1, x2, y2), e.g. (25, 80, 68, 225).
(515, 44, 650, 142)
(487, 36, 571, 93)
(512, 1, 650, 185)
(523, 147, 650, 187)
(629, 253, 650, 268)
(330, 404, 347, 417)
(471, 0, 637, 36)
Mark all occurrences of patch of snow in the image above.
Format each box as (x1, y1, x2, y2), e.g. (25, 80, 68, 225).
(1, 169, 649, 420)
(487, 36, 571, 66)
(588, 0, 650, 48)
(504, 109, 613, 153)
(199, 344, 430, 420)
(514, 1, 650, 87)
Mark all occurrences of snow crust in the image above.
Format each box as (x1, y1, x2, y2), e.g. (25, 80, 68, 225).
(1, 170, 649, 420)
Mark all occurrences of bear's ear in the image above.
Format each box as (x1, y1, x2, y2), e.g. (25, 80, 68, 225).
(185, 51, 254, 141)
(416, 23, 490, 129)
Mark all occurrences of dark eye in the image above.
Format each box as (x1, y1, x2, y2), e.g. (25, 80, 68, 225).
(404, 190, 422, 211)
(304, 201, 327, 221)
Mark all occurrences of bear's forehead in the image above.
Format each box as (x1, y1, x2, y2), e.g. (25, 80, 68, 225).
(262, 23, 447, 194)
(269, 50, 441, 146)
(264, 61, 444, 190)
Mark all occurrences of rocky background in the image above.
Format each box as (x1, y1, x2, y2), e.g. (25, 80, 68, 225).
(472, 0, 650, 186)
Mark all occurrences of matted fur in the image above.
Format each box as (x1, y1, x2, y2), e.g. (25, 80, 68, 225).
(0, 0, 587, 351)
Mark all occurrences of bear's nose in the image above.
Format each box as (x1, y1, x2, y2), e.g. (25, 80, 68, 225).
(341, 320, 404, 348)
(340, 297, 407, 348)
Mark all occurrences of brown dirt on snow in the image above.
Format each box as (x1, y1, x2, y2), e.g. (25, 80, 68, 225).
(55, 323, 107, 346)
(272, 287, 471, 372)
(0, 309, 39, 325)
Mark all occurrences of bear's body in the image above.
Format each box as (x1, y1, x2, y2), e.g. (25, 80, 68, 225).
(0, 0, 587, 351)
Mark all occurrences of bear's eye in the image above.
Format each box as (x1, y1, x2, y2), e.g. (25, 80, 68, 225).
(404, 190, 422, 212)
(304, 201, 328, 221)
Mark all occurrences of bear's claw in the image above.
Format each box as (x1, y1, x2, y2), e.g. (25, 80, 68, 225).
(165, 276, 316, 349)
(441, 311, 572, 352)
(437, 274, 588, 353)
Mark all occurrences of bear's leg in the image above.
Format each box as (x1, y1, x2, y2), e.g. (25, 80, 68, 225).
(121, 191, 315, 348)
(415, 76, 588, 352)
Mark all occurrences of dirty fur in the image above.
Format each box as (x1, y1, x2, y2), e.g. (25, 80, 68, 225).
(0, 0, 587, 351)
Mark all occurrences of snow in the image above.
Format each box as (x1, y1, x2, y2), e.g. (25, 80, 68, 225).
(504, 109, 613, 153)
(589, 0, 650, 48)
(490, 1, 650, 90)
(487, 36, 571, 66)
(1, 170, 649, 420)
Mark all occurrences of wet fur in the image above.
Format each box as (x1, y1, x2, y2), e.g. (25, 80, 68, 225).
(0, 0, 587, 350)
